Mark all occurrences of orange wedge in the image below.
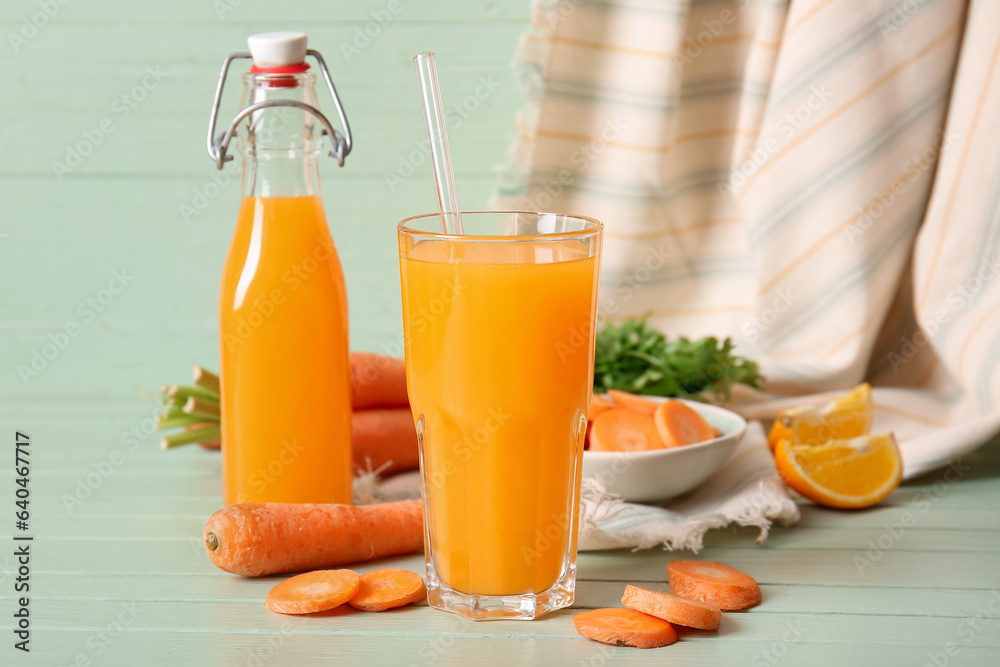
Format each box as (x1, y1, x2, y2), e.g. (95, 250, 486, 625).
(768, 383, 873, 452)
(774, 433, 902, 509)
(766, 411, 796, 452)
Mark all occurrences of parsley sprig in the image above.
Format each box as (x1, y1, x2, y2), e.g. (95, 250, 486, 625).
(594, 318, 763, 403)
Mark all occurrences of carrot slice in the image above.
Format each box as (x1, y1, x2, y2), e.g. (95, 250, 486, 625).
(590, 408, 666, 452)
(265, 569, 360, 615)
(622, 584, 721, 630)
(667, 560, 761, 610)
(654, 400, 716, 448)
(590, 394, 616, 421)
(348, 568, 427, 612)
(607, 389, 661, 415)
(572, 608, 679, 648)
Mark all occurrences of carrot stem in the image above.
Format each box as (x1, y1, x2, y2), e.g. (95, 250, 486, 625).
(192, 366, 221, 396)
(156, 413, 211, 430)
(184, 396, 221, 420)
(161, 424, 221, 449)
(165, 384, 219, 404)
(158, 404, 186, 421)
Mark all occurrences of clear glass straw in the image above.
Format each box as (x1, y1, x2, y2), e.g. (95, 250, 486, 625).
(413, 52, 464, 235)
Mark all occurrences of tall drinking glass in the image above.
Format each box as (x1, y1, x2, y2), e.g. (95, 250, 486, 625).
(398, 210, 602, 621)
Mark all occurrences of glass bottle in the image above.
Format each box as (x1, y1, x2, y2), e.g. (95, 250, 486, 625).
(209, 33, 354, 505)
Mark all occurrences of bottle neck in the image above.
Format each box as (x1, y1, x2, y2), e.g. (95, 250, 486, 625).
(242, 152, 320, 197)
(238, 70, 323, 198)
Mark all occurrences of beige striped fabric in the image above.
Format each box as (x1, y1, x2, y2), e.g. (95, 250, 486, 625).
(494, 0, 1000, 477)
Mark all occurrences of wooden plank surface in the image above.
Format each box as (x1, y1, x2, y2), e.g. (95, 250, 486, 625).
(0, 412, 998, 665)
(4, 0, 1000, 665)
(0, 2, 527, 378)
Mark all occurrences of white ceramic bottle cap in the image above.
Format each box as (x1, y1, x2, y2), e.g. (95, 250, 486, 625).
(247, 32, 308, 68)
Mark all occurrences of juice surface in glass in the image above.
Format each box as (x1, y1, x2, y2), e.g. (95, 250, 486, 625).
(400, 214, 601, 613)
(220, 195, 352, 505)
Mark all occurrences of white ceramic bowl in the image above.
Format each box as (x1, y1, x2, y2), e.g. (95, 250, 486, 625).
(582, 396, 747, 504)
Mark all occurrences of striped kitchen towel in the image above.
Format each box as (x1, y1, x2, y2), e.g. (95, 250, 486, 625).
(493, 0, 1000, 481)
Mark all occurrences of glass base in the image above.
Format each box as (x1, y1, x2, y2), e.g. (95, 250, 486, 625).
(425, 561, 576, 621)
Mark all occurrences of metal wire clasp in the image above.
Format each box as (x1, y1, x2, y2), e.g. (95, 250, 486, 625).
(206, 49, 353, 169)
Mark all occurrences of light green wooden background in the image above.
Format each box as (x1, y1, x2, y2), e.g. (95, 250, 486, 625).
(2, 1, 1000, 665)
(1, 0, 528, 401)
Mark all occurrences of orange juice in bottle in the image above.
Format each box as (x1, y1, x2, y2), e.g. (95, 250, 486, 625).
(209, 33, 355, 504)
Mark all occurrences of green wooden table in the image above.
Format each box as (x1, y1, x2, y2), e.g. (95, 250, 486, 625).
(3, 0, 1000, 664)
(2, 405, 999, 665)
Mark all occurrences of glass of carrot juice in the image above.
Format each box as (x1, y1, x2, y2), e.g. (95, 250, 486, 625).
(398, 210, 603, 620)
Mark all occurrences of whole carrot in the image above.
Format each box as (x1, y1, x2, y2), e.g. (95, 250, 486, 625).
(353, 408, 419, 474)
(350, 352, 409, 410)
(203, 500, 423, 577)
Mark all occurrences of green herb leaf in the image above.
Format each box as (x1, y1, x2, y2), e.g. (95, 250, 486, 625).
(594, 317, 763, 403)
